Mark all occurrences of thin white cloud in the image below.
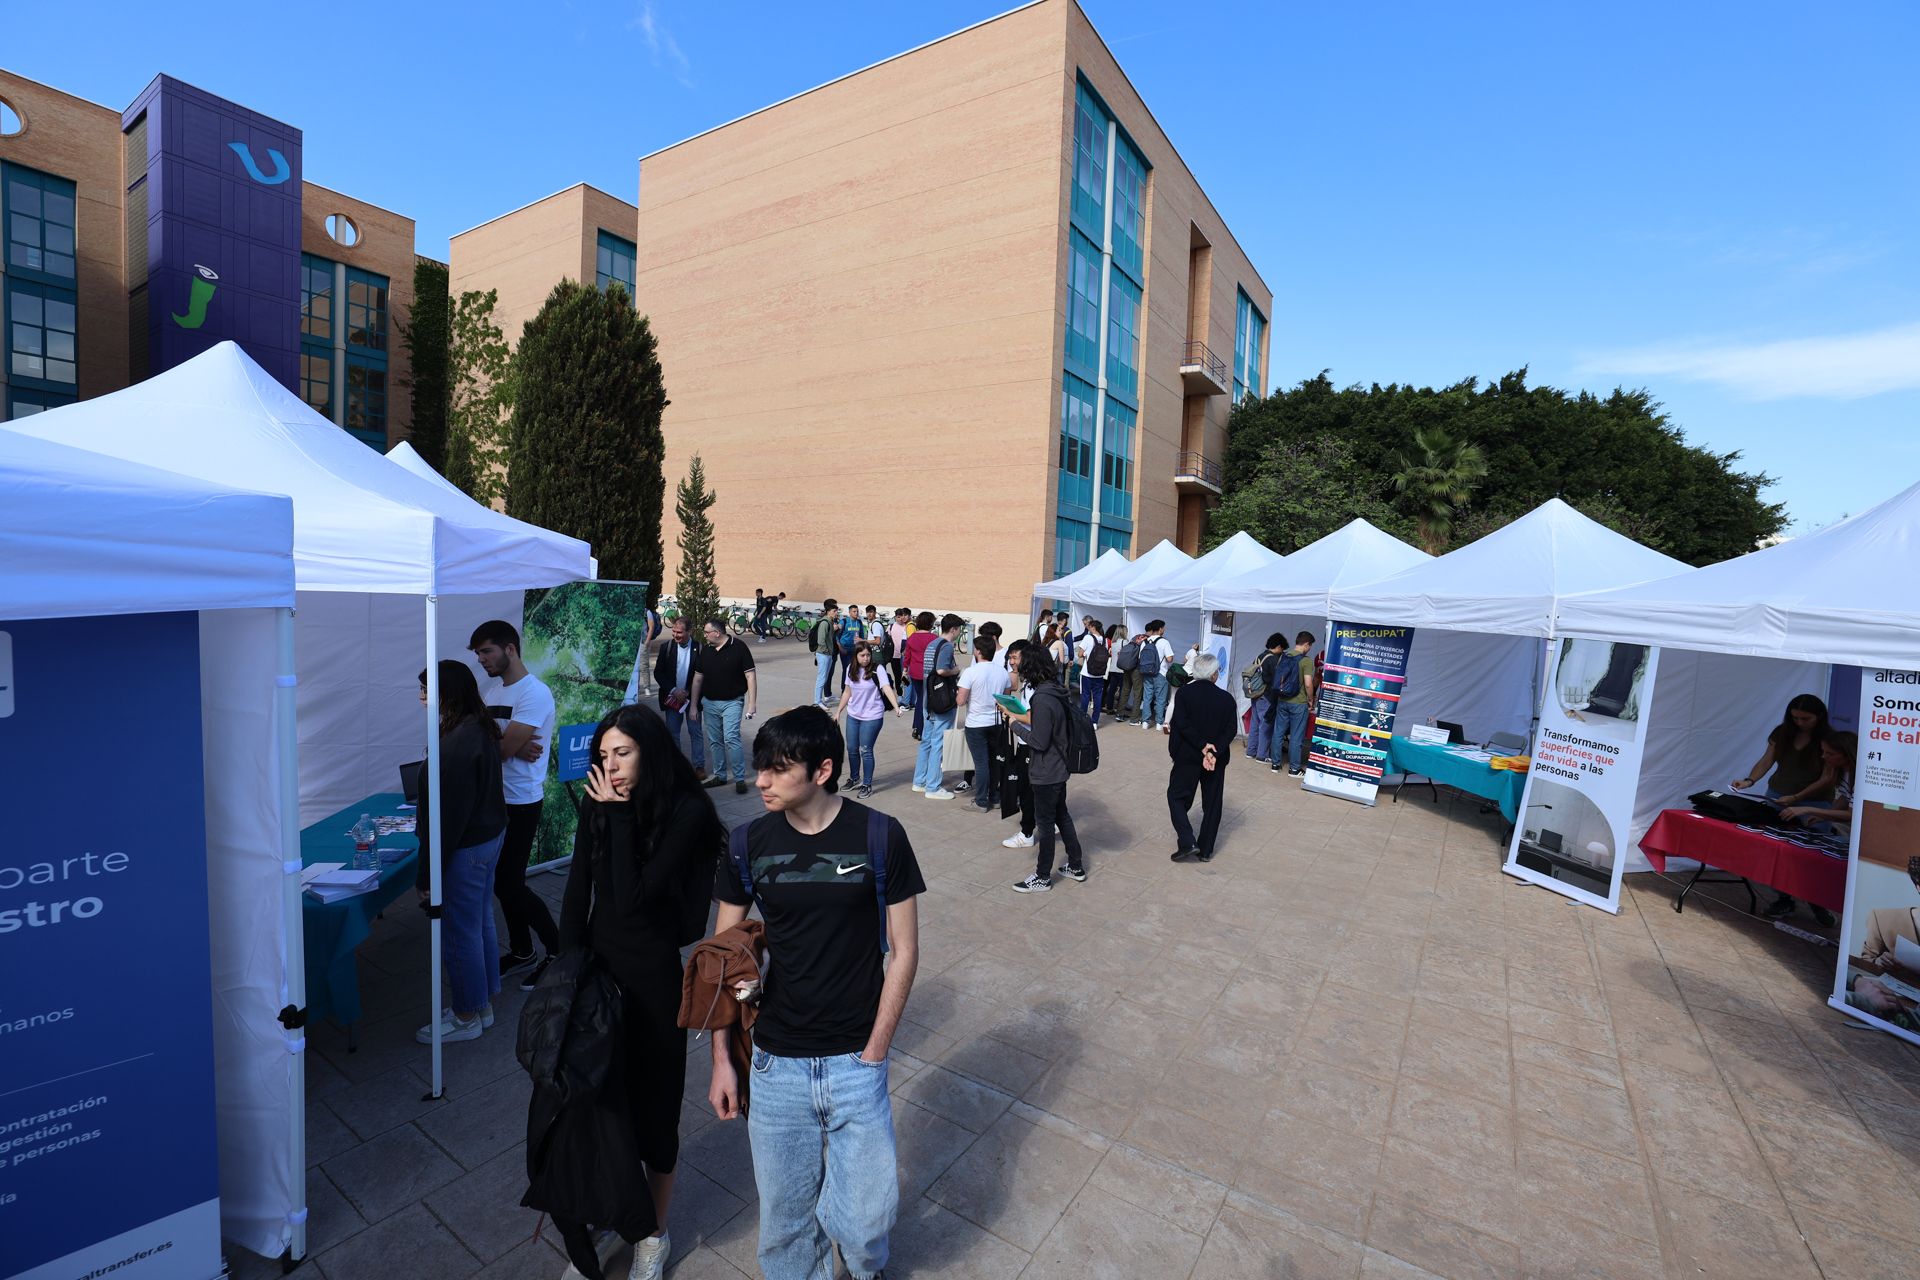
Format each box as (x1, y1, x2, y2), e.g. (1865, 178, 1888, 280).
(633, 2, 694, 87)
(1577, 322, 1920, 400)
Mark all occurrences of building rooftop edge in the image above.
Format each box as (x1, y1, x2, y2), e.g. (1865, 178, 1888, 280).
(303, 179, 416, 225)
(450, 181, 638, 242)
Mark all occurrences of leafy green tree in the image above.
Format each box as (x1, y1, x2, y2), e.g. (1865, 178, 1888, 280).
(1214, 370, 1783, 563)
(399, 258, 449, 469)
(674, 454, 720, 627)
(1205, 435, 1410, 553)
(508, 280, 667, 587)
(444, 289, 515, 504)
(1390, 426, 1489, 553)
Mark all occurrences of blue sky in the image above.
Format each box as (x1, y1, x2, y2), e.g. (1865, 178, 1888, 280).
(12, 0, 1916, 533)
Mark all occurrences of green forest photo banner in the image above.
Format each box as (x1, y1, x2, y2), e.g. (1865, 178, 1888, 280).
(522, 580, 652, 866)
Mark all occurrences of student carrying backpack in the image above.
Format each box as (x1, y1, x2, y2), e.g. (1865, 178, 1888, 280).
(1240, 654, 1269, 700)
(1116, 636, 1142, 672)
(1268, 648, 1302, 699)
(808, 616, 834, 655)
(1085, 639, 1110, 679)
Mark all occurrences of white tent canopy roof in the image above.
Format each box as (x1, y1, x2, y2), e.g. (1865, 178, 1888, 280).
(386, 440, 599, 580)
(1123, 530, 1285, 608)
(1556, 478, 1920, 670)
(11, 342, 592, 594)
(1205, 519, 1429, 616)
(1078, 539, 1194, 609)
(0, 429, 294, 621)
(1329, 499, 1689, 637)
(1034, 547, 1129, 600)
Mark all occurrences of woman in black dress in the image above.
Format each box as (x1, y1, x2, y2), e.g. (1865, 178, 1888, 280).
(552, 704, 723, 1280)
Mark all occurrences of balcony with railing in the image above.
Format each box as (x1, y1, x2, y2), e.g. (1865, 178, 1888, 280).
(1174, 450, 1224, 495)
(1178, 340, 1230, 396)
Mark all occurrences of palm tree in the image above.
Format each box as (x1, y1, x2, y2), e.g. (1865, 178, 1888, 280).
(1390, 427, 1489, 553)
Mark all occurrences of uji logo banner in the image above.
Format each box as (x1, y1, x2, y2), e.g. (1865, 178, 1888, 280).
(1303, 622, 1414, 805)
(0, 612, 220, 1280)
(1502, 639, 1661, 914)
(1830, 668, 1920, 1048)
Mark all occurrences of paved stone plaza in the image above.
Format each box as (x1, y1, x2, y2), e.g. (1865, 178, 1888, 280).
(250, 641, 1920, 1279)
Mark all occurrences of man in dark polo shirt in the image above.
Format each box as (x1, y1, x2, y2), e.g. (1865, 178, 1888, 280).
(708, 707, 923, 1280)
(691, 616, 757, 794)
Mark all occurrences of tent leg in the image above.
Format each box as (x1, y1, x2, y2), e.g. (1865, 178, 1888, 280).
(276, 607, 309, 1263)
(426, 595, 445, 1101)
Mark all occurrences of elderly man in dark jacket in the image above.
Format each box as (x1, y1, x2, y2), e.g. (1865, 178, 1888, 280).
(1167, 651, 1240, 863)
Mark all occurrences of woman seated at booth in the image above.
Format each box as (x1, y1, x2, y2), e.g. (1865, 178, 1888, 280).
(1766, 726, 1856, 924)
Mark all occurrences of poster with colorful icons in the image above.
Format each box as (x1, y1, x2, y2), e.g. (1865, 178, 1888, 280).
(1503, 638, 1661, 913)
(1829, 668, 1920, 1047)
(1303, 622, 1414, 804)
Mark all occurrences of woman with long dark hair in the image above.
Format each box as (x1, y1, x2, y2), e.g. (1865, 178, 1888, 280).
(1769, 728, 1856, 925)
(414, 660, 507, 1044)
(833, 639, 904, 798)
(1733, 694, 1831, 803)
(540, 703, 724, 1280)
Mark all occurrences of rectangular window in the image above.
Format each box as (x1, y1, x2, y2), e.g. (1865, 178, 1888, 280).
(1096, 526, 1131, 558)
(301, 351, 333, 421)
(345, 354, 386, 448)
(346, 268, 388, 352)
(1055, 516, 1091, 579)
(1100, 399, 1136, 525)
(7, 388, 74, 418)
(1065, 231, 1103, 380)
(4, 165, 78, 283)
(301, 254, 334, 341)
(1071, 85, 1108, 238)
(596, 229, 637, 299)
(7, 281, 78, 389)
(1110, 135, 1148, 284)
(1056, 373, 1097, 515)
(1105, 271, 1142, 407)
(1234, 289, 1266, 402)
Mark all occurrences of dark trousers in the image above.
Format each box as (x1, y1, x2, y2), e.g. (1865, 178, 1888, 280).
(965, 726, 997, 807)
(910, 678, 926, 737)
(1033, 781, 1082, 878)
(1168, 761, 1225, 856)
(1079, 674, 1105, 724)
(494, 801, 558, 957)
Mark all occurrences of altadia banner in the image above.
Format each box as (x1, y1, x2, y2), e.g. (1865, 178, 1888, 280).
(1831, 667, 1920, 1047)
(1304, 622, 1414, 805)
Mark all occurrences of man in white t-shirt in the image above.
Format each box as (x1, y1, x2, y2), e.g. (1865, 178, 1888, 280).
(469, 620, 559, 990)
(1075, 622, 1111, 726)
(956, 634, 1011, 811)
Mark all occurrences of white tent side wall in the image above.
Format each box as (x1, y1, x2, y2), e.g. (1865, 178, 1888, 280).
(1393, 630, 1544, 746)
(294, 590, 523, 825)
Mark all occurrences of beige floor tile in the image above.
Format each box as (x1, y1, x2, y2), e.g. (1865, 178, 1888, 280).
(1796, 1207, 1920, 1280)
(1513, 1127, 1658, 1244)
(1512, 1060, 1640, 1160)
(925, 1110, 1102, 1251)
(1364, 1196, 1521, 1280)
(1269, 1054, 1399, 1141)
(1087, 1141, 1229, 1236)
(1192, 1193, 1365, 1280)
(1399, 1022, 1514, 1107)
(1122, 1098, 1250, 1185)
(1656, 1184, 1822, 1279)
(1389, 1079, 1516, 1165)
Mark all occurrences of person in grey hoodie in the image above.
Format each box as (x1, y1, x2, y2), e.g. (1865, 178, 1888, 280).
(1002, 645, 1086, 892)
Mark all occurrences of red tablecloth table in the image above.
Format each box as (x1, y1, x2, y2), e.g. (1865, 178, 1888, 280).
(1640, 809, 1847, 914)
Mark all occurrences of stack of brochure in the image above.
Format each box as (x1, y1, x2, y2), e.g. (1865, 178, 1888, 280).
(302, 862, 381, 903)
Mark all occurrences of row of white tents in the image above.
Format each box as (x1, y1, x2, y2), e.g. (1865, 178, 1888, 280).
(1033, 485, 1920, 871)
(2, 342, 595, 1265)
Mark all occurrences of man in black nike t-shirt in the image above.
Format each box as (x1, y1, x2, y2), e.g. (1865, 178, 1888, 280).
(708, 707, 924, 1280)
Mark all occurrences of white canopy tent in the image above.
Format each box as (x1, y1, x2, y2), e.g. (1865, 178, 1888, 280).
(1032, 547, 1130, 622)
(1, 431, 302, 1262)
(10, 343, 595, 1201)
(1327, 500, 1691, 744)
(1115, 530, 1284, 654)
(387, 438, 601, 591)
(1555, 482, 1920, 870)
(1204, 520, 1431, 715)
(1076, 538, 1192, 614)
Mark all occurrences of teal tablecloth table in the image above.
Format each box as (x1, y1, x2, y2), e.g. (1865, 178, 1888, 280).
(1384, 737, 1527, 824)
(302, 792, 420, 1027)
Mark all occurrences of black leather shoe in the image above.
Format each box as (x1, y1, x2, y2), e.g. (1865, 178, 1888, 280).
(1196, 849, 1215, 863)
(1171, 847, 1198, 862)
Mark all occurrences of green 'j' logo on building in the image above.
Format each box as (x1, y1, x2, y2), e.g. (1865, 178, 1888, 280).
(172, 264, 219, 329)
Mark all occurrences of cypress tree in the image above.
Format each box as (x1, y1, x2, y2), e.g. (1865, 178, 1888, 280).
(399, 258, 449, 468)
(508, 281, 667, 590)
(674, 454, 720, 627)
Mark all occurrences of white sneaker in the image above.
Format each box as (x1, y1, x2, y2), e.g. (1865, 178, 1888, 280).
(1002, 832, 1036, 849)
(925, 788, 957, 800)
(629, 1231, 670, 1280)
(911, 783, 926, 793)
(416, 1009, 485, 1043)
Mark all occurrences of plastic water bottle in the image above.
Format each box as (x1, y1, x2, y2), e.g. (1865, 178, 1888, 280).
(351, 814, 376, 871)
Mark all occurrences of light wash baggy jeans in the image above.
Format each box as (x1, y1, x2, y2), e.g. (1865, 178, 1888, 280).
(748, 1048, 899, 1280)
(702, 696, 747, 781)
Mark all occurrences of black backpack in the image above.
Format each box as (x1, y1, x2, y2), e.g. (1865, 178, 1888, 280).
(1040, 683, 1100, 775)
(808, 618, 833, 654)
(1270, 652, 1302, 699)
(1085, 639, 1110, 678)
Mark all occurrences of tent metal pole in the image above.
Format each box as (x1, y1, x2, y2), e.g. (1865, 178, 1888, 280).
(426, 595, 444, 1099)
(276, 606, 308, 1262)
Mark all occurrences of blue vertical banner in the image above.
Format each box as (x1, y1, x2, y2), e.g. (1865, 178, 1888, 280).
(1304, 621, 1415, 805)
(0, 613, 222, 1280)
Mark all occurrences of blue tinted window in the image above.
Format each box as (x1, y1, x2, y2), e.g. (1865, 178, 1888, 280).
(345, 353, 386, 448)
(1234, 289, 1265, 402)
(346, 268, 388, 352)
(1071, 85, 1107, 237)
(597, 229, 636, 298)
(1057, 374, 1097, 514)
(3, 164, 77, 283)
(1065, 232, 1103, 379)
(1055, 517, 1091, 578)
(1106, 272, 1141, 406)
(7, 279, 76, 389)
(301, 253, 333, 341)
(1100, 399, 1135, 525)
(1096, 525, 1131, 558)
(1110, 135, 1147, 283)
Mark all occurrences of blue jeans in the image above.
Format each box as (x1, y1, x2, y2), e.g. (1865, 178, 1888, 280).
(1078, 674, 1105, 724)
(1140, 674, 1170, 728)
(915, 709, 954, 790)
(846, 715, 884, 787)
(1270, 700, 1310, 769)
(442, 830, 505, 1015)
(665, 700, 706, 769)
(1246, 698, 1272, 758)
(814, 652, 835, 704)
(702, 697, 747, 781)
(748, 1048, 898, 1280)
(964, 725, 997, 807)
